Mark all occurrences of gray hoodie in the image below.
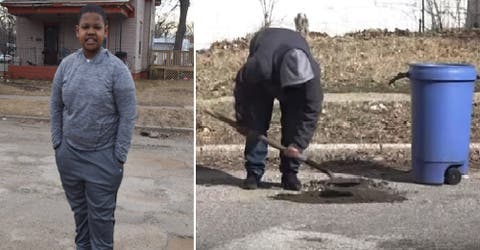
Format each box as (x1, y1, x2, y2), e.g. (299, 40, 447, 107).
(50, 48, 137, 163)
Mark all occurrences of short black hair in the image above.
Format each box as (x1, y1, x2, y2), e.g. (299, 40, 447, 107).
(78, 4, 107, 24)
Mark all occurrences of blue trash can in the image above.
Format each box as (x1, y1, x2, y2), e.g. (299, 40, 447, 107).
(409, 63, 477, 185)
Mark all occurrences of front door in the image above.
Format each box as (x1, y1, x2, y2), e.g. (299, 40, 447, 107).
(44, 24, 59, 65)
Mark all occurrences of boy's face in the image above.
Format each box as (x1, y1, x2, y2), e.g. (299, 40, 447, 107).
(76, 12, 108, 56)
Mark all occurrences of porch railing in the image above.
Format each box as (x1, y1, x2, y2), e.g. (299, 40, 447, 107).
(151, 50, 193, 67)
(13, 47, 41, 66)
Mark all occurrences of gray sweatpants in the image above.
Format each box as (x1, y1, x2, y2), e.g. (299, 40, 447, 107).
(55, 138, 123, 250)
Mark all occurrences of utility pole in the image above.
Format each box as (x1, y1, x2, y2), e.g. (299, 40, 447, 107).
(476, 0, 479, 27)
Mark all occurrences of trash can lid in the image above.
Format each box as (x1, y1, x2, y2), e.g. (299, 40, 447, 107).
(409, 63, 477, 81)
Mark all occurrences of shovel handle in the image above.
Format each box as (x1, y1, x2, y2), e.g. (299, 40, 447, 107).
(257, 134, 333, 178)
(204, 109, 334, 178)
(257, 135, 306, 161)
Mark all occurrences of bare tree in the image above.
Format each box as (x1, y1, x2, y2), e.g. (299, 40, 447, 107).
(154, 0, 179, 37)
(259, 0, 277, 28)
(174, 0, 189, 50)
(425, 0, 443, 31)
(453, 0, 464, 27)
(423, 0, 467, 31)
(186, 22, 194, 37)
(0, 6, 15, 54)
(0, 6, 15, 34)
(155, 18, 177, 37)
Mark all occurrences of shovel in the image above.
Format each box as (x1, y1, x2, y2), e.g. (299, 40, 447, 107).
(204, 109, 362, 188)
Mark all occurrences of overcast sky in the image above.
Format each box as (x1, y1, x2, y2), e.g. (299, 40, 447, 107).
(193, 0, 464, 49)
(156, 0, 194, 25)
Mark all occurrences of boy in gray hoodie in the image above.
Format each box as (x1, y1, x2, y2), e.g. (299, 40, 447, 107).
(50, 4, 136, 249)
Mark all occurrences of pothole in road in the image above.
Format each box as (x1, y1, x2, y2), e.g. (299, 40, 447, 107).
(272, 179, 407, 204)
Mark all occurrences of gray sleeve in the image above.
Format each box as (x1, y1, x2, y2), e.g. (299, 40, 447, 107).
(280, 49, 314, 88)
(50, 62, 64, 149)
(113, 64, 137, 163)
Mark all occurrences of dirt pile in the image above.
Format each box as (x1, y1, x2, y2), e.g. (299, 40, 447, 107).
(272, 179, 407, 204)
(197, 28, 480, 99)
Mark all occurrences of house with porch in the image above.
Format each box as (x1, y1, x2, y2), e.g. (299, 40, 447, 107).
(1, 0, 161, 80)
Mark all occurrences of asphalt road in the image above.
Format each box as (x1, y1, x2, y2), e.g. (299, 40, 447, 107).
(197, 164, 480, 249)
(0, 119, 194, 250)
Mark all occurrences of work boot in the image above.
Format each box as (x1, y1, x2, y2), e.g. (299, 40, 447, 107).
(281, 173, 302, 191)
(243, 174, 259, 190)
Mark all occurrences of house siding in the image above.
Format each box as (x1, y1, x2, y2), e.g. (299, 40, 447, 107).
(59, 20, 79, 54)
(7, 0, 157, 79)
(121, 17, 138, 72)
(130, 0, 153, 74)
(16, 17, 84, 66)
(16, 17, 44, 66)
(107, 19, 129, 54)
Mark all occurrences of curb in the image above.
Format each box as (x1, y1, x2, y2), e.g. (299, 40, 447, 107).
(197, 143, 480, 157)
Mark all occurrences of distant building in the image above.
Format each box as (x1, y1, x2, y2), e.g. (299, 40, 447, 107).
(153, 36, 193, 51)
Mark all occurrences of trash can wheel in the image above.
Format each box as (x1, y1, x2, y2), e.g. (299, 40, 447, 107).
(444, 167, 461, 185)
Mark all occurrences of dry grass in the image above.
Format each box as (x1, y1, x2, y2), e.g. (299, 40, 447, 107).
(137, 107, 193, 128)
(0, 79, 194, 107)
(134, 79, 194, 107)
(0, 96, 193, 129)
(197, 100, 480, 146)
(196, 30, 480, 99)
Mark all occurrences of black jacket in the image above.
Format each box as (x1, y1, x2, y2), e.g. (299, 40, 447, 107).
(235, 28, 323, 149)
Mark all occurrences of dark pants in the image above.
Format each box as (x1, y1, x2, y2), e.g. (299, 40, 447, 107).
(236, 85, 304, 179)
(55, 139, 123, 250)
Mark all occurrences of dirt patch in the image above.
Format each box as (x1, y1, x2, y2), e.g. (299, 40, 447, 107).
(197, 30, 480, 99)
(137, 107, 193, 128)
(0, 99, 49, 117)
(166, 235, 194, 250)
(0, 99, 193, 128)
(135, 79, 193, 107)
(272, 179, 407, 204)
(0, 79, 52, 96)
